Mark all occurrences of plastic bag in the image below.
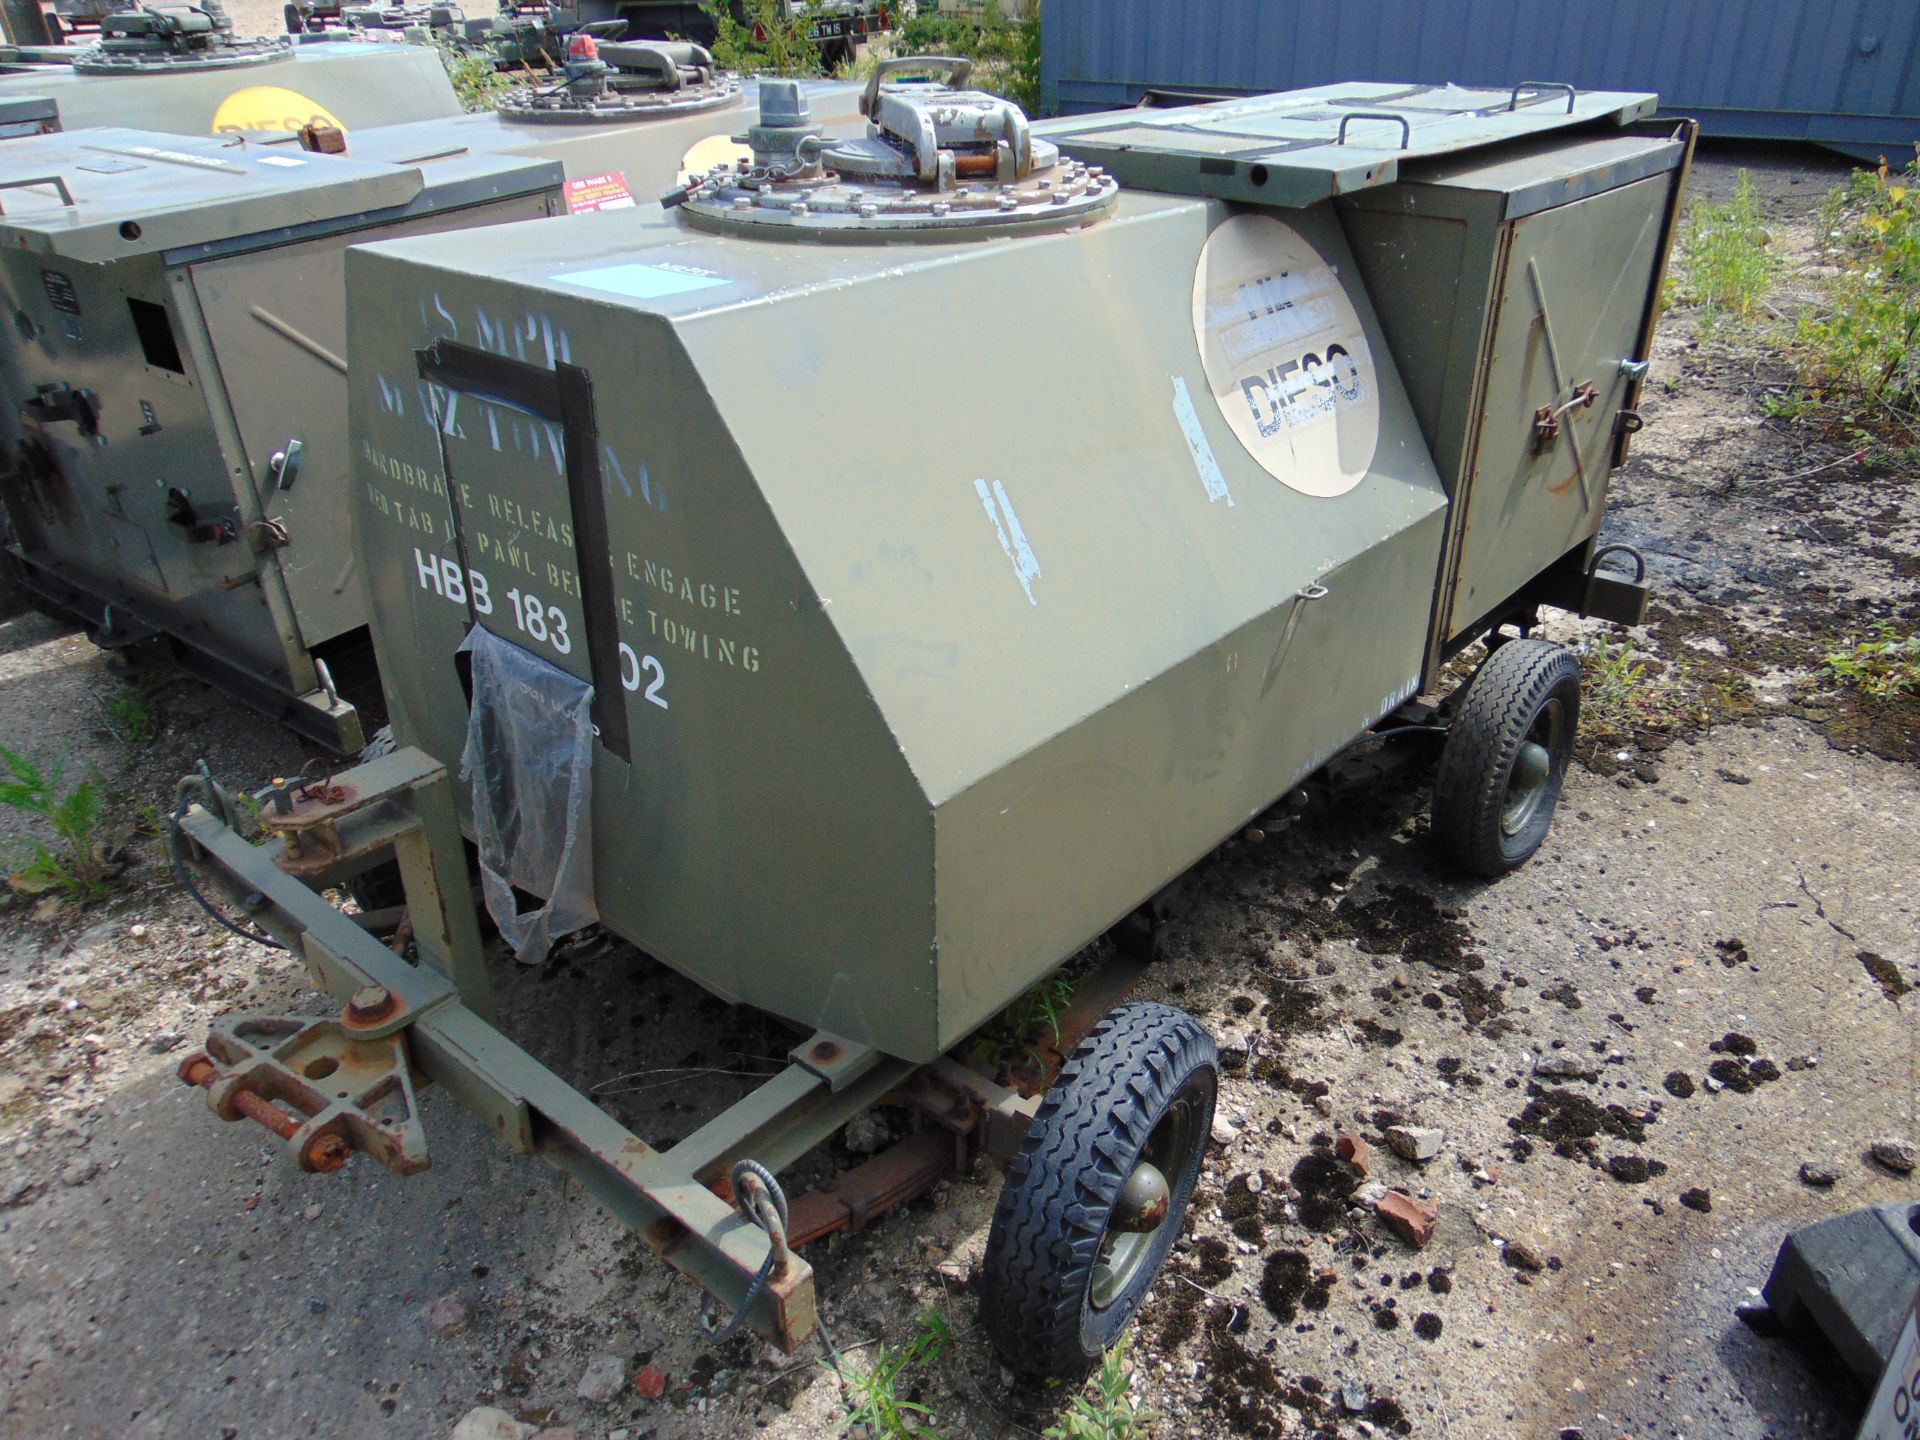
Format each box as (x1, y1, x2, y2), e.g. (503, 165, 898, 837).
(458, 625, 598, 963)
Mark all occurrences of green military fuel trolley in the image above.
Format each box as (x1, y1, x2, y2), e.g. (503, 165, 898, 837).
(169, 70, 1692, 1374)
(0, 55, 861, 749)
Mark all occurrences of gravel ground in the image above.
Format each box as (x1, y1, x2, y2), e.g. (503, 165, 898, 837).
(1, 144, 1917, 1440)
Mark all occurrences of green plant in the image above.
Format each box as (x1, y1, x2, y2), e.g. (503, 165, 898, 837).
(1671, 171, 1778, 336)
(893, 1, 1042, 112)
(1579, 636, 1691, 748)
(836, 1308, 952, 1440)
(436, 37, 516, 112)
(100, 683, 158, 745)
(1786, 151, 1920, 448)
(701, 0, 824, 76)
(1823, 624, 1920, 699)
(1044, 1335, 1157, 1440)
(973, 969, 1074, 1076)
(0, 744, 114, 902)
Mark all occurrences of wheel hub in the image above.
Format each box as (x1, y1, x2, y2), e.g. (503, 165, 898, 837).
(1110, 1160, 1170, 1233)
(1500, 695, 1564, 838)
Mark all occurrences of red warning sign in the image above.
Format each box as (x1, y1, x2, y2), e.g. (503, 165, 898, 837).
(563, 171, 636, 214)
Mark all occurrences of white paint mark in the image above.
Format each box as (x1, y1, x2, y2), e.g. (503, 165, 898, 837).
(1171, 376, 1233, 507)
(974, 478, 1041, 605)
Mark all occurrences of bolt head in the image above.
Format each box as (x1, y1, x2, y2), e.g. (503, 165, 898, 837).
(346, 985, 396, 1026)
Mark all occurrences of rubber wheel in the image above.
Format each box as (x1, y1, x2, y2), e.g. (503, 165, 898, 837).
(344, 726, 406, 912)
(980, 1001, 1217, 1378)
(1431, 638, 1580, 877)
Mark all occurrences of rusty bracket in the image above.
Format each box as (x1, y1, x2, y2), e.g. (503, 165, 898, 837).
(179, 1011, 428, 1175)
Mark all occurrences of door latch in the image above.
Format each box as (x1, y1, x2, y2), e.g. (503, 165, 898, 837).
(1531, 380, 1598, 455)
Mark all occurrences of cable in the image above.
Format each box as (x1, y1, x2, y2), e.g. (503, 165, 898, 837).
(167, 774, 285, 951)
(698, 1159, 790, 1346)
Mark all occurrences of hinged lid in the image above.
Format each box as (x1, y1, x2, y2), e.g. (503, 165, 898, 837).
(675, 59, 1117, 240)
(1040, 81, 1658, 208)
(0, 127, 551, 261)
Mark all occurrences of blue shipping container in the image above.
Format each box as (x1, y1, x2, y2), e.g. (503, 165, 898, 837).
(1041, 0, 1920, 159)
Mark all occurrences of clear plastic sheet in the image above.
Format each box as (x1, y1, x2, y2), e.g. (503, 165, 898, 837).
(457, 625, 598, 964)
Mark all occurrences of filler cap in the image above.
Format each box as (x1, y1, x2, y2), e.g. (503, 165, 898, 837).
(672, 57, 1117, 241)
(71, 0, 290, 74)
(497, 38, 739, 125)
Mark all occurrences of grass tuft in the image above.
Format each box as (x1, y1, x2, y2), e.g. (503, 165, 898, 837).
(1669, 170, 1778, 337)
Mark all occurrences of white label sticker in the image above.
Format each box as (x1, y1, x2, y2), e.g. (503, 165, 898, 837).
(256, 155, 306, 168)
(1171, 375, 1232, 506)
(974, 478, 1041, 605)
(1191, 214, 1380, 498)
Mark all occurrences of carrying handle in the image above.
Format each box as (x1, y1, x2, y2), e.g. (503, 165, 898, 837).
(1334, 112, 1412, 149)
(861, 54, 973, 119)
(0, 175, 75, 215)
(1508, 81, 1578, 114)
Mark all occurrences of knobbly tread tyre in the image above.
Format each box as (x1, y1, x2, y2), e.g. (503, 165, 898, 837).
(1432, 638, 1580, 877)
(980, 1000, 1217, 1378)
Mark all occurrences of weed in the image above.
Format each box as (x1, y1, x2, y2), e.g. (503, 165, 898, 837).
(131, 800, 168, 842)
(1823, 624, 1920, 699)
(1044, 1335, 1157, 1440)
(701, 0, 824, 76)
(973, 969, 1075, 1077)
(0, 745, 115, 902)
(99, 683, 158, 745)
(1671, 171, 1778, 337)
(1784, 149, 1920, 451)
(1579, 637, 1690, 749)
(835, 1307, 951, 1439)
(435, 37, 516, 111)
(892, 1, 1042, 112)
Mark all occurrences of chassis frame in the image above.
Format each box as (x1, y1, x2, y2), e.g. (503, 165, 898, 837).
(168, 745, 1156, 1349)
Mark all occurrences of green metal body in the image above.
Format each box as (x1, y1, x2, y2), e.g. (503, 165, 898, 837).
(344, 81, 1686, 1063)
(0, 41, 463, 136)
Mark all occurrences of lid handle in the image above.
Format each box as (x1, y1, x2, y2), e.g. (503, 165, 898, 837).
(1334, 112, 1411, 150)
(1508, 81, 1578, 114)
(0, 175, 75, 215)
(860, 54, 973, 119)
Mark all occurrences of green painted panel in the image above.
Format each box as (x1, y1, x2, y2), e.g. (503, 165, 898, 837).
(1447, 173, 1671, 632)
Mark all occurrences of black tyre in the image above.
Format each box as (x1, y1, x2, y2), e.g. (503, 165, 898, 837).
(344, 726, 406, 912)
(980, 1001, 1216, 1378)
(1432, 638, 1580, 877)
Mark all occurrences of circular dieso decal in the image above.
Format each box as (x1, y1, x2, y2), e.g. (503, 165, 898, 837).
(212, 86, 344, 135)
(1190, 213, 1380, 497)
(678, 133, 752, 186)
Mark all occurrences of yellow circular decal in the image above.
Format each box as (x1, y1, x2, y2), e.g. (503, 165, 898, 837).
(212, 86, 344, 136)
(1191, 213, 1380, 498)
(678, 132, 751, 186)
